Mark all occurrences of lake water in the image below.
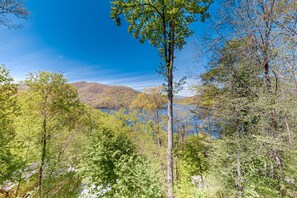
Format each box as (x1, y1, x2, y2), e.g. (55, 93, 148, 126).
(98, 104, 217, 136)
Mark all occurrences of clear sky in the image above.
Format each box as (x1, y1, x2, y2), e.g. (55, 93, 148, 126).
(0, 0, 213, 96)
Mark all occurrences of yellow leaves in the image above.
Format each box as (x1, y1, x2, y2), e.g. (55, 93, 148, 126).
(130, 87, 166, 112)
(168, 7, 179, 16)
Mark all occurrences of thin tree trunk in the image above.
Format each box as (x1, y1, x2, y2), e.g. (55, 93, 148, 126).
(156, 110, 162, 148)
(236, 128, 243, 197)
(272, 148, 285, 197)
(173, 158, 177, 183)
(270, 162, 274, 178)
(15, 171, 22, 197)
(264, 159, 267, 176)
(236, 153, 243, 197)
(167, 16, 175, 198)
(15, 143, 30, 197)
(167, 77, 173, 198)
(264, 58, 271, 91)
(15, 168, 25, 197)
(285, 116, 293, 144)
(38, 113, 47, 198)
(199, 162, 204, 188)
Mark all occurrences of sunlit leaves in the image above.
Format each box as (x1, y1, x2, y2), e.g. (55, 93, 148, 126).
(111, 0, 213, 52)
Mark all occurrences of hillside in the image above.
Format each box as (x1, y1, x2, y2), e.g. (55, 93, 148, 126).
(72, 81, 139, 109)
(175, 95, 199, 105)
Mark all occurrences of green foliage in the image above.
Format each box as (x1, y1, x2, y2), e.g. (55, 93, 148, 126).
(11, 72, 84, 197)
(111, 2, 213, 197)
(1, 2, 296, 197)
(79, 127, 164, 197)
(114, 108, 168, 191)
(111, 0, 212, 51)
(174, 159, 201, 198)
(79, 128, 135, 189)
(25, 72, 80, 115)
(174, 133, 213, 197)
(0, 65, 21, 184)
(195, 32, 297, 196)
(113, 155, 163, 197)
(176, 133, 212, 177)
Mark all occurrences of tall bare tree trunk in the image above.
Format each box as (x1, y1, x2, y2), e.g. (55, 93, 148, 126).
(167, 17, 175, 198)
(167, 69, 173, 198)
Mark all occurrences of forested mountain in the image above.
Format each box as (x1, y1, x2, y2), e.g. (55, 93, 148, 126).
(72, 81, 139, 109)
(175, 96, 199, 105)
(73, 81, 190, 108)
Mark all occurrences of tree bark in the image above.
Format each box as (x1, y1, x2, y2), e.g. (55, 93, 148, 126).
(285, 116, 293, 145)
(167, 70, 173, 198)
(15, 144, 30, 197)
(167, 17, 175, 198)
(236, 127, 243, 197)
(38, 112, 47, 198)
(236, 153, 243, 197)
(264, 59, 271, 91)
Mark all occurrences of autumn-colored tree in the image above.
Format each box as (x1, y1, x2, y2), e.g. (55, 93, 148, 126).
(130, 86, 166, 147)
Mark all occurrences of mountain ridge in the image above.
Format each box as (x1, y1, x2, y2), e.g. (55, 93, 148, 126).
(72, 81, 139, 109)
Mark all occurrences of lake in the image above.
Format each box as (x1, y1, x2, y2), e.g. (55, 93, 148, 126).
(99, 104, 218, 136)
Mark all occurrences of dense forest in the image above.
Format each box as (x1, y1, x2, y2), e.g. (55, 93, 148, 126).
(1, 0, 297, 197)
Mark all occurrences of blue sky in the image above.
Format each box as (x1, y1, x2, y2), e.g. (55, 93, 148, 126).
(0, 0, 213, 96)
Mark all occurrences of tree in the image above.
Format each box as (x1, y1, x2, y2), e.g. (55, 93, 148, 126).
(175, 133, 213, 198)
(130, 87, 166, 112)
(269, 0, 297, 43)
(25, 72, 80, 197)
(79, 127, 163, 197)
(110, 1, 213, 196)
(0, 65, 20, 186)
(130, 86, 167, 148)
(194, 32, 297, 196)
(0, 0, 29, 28)
(195, 1, 297, 195)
